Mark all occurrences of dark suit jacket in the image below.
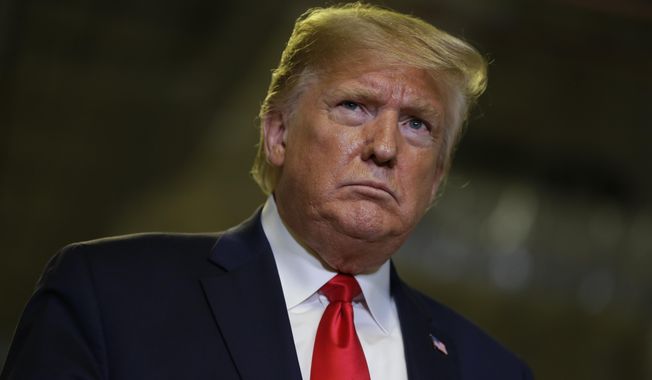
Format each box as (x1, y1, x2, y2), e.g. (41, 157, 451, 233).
(1, 210, 532, 379)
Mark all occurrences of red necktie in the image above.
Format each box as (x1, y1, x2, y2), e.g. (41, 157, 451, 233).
(310, 274, 371, 380)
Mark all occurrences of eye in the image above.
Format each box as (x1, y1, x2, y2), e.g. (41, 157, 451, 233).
(400, 116, 436, 146)
(339, 100, 360, 111)
(330, 100, 369, 126)
(407, 118, 428, 131)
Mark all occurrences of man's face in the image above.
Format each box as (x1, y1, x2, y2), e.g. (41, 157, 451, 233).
(266, 59, 447, 273)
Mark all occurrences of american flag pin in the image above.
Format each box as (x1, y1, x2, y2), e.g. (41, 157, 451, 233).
(430, 334, 448, 355)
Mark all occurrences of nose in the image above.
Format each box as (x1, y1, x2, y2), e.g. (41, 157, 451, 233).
(361, 111, 399, 167)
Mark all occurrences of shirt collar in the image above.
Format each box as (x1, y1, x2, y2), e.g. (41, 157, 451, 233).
(260, 195, 395, 334)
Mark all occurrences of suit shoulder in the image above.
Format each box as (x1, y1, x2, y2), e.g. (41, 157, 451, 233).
(403, 285, 532, 378)
(47, 233, 221, 280)
(65, 232, 220, 256)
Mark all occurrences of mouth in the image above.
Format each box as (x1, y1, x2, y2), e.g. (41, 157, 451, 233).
(343, 180, 397, 202)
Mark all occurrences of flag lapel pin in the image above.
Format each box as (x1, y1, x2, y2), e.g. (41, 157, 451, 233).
(430, 334, 448, 356)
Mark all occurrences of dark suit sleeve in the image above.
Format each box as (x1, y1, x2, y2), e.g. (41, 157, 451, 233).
(1, 245, 108, 380)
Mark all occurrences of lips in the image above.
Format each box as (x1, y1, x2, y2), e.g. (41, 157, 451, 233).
(343, 180, 397, 201)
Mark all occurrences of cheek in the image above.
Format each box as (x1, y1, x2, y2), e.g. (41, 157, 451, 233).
(341, 137, 364, 163)
(309, 122, 363, 168)
(284, 125, 342, 185)
(403, 155, 439, 202)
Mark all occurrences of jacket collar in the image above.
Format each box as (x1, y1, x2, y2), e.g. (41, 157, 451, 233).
(391, 264, 460, 380)
(201, 209, 302, 380)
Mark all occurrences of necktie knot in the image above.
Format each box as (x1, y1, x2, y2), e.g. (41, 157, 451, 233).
(321, 274, 361, 303)
(311, 273, 370, 380)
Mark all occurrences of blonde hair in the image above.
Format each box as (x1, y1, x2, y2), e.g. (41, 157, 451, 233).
(251, 2, 487, 194)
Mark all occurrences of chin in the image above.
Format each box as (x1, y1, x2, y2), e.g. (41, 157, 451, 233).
(338, 220, 388, 241)
(328, 202, 400, 242)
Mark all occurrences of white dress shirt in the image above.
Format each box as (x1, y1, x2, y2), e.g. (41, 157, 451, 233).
(261, 196, 408, 380)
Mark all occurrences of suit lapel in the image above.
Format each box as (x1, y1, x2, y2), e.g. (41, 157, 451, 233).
(392, 264, 460, 380)
(200, 211, 302, 380)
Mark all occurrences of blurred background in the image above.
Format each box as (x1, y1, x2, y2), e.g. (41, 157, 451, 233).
(1, 0, 651, 377)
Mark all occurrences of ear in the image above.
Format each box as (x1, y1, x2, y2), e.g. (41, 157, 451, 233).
(263, 111, 287, 167)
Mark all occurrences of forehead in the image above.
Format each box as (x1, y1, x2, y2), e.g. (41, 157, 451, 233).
(313, 60, 446, 112)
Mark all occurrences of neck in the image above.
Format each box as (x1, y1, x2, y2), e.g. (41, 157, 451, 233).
(279, 210, 406, 275)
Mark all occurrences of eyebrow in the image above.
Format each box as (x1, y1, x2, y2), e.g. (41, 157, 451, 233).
(403, 94, 441, 114)
(325, 86, 380, 104)
(326, 84, 442, 121)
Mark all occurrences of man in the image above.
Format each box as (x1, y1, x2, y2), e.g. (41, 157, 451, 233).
(2, 3, 532, 380)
